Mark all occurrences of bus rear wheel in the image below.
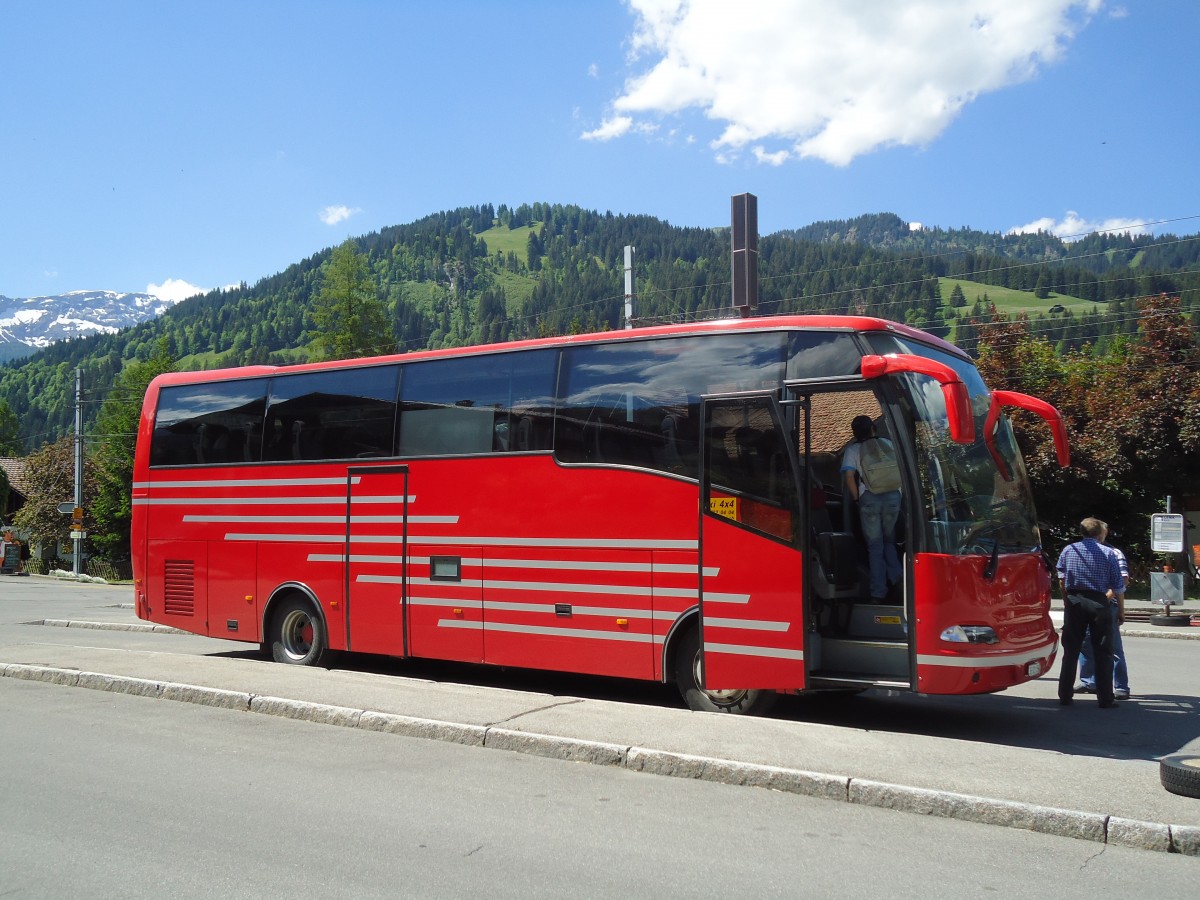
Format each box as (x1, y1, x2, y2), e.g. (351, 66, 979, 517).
(270, 596, 329, 666)
(673, 627, 775, 715)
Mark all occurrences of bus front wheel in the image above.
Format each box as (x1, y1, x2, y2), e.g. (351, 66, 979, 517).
(270, 596, 329, 666)
(673, 627, 774, 715)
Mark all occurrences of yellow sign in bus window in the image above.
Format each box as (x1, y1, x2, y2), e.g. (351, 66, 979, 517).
(709, 496, 739, 521)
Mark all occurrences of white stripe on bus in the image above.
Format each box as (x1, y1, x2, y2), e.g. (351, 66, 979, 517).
(135, 477, 363, 489)
(185, 514, 457, 524)
(703, 642, 804, 661)
(228, 533, 698, 550)
(438, 620, 662, 643)
(362, 574, 730, 607)
(307, 553, 715, 577)
(702, 617, 789, 632)
(363, 574, 657, 597)
(136, 495, 410, 506)
(699, 592, 751, 604)
(405, 596, 683, 621)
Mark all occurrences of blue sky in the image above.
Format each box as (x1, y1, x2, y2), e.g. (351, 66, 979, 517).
(2, 1, 1197, 302)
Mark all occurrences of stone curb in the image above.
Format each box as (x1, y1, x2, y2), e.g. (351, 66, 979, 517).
(31, 619, 188, 635)
(3, 661, 1198, 856)
(1119, 628, 1200, 641)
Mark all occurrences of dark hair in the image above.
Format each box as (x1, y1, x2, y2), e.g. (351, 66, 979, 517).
(851, 415, 874, 442)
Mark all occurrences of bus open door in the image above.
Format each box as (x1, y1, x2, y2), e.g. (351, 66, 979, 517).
(697, 394, 807, 706)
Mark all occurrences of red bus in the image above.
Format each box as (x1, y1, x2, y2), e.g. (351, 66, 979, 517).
(132, 315, 1068, 714)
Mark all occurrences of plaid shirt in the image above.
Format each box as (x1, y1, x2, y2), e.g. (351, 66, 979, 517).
(1056, 538, 1124, 596)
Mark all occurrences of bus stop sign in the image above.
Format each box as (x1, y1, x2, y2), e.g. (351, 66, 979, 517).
(1151, 513, 1185, 553)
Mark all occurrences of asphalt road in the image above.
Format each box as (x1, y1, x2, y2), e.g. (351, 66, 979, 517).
(3, 676, 1198, 899)
(2, 576, 1200, 858)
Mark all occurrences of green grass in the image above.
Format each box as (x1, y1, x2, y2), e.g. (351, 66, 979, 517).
(477, 223, 542, 264)
(489, 269, 537, 313)
(939, 277, 1096, 315)
(938, 277, 1117, 345)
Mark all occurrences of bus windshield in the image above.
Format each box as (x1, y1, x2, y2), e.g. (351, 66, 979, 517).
(866, 334, 1041, 556)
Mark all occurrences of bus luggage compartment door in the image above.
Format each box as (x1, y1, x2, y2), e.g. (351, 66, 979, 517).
(345, 465, 413, 657)
(699, 395, 806, 691)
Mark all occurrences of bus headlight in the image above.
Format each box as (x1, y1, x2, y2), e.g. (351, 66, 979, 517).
(940, 625, 999, 644)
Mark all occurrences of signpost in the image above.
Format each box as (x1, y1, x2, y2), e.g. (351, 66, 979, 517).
(1150, 502, 1192, 625)
(58, 499, 85, 575)
(1151, 513, 1186, 554)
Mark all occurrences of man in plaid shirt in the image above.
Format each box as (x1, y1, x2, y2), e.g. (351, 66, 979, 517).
(1077, 538, 1131, 699)
(1056, 517, 1125, 708)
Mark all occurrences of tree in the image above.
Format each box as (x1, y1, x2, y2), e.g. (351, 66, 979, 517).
(13, 436, 97, 560)
(0, 399, 20, 454)
(89, 341, 175, 559)
(948, 283, 966, 307)
(977, 294, 1200, 571)
(309, 240, 393, 361)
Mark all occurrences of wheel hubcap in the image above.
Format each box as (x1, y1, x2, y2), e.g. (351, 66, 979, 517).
(281, 609, 314, 660)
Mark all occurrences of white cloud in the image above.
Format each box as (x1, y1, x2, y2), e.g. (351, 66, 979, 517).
(1007, 210, 1150, 241)
(753, 146, 790, 166)
(581, 115, 634, 141)
(146, 278, 204, 303)
(589, 0, 1103, 166)
(320, 205, 361, 226)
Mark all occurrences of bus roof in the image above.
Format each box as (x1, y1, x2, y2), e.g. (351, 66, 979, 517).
(147, 314, 968, 388)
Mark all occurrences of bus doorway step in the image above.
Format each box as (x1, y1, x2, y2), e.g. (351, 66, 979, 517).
(808, 674, 909, 692)
(816, 637, 908, 679)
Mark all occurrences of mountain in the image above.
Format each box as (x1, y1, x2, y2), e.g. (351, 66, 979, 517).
(0, 290, 180, 363)
(779, 211, 1200, 274)
(1, 203, 1198, 449)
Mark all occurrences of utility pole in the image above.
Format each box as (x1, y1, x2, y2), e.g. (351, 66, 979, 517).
(623, 245, 636, 328)
(73, 367, 83, 576)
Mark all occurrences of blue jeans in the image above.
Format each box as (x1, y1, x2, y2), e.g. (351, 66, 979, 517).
(858, 489, 902, 599)
(1079, 603, 1128, 692)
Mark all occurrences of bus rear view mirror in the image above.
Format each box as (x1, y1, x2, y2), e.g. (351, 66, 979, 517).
(983, 390, 1071, 480)
(860, 354, 975, 444)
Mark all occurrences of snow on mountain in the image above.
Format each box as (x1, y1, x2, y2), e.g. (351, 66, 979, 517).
(0, 290, 181, 360)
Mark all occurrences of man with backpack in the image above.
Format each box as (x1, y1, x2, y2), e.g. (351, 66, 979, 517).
(841, 414, 903, 601)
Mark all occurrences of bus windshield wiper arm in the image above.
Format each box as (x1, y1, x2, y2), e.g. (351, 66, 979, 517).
(982, 538, 1000, 581)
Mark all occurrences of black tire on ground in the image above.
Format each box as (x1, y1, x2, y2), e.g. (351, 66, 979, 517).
(673, 626, 776, 715)
(1149, 613, 1193, 627)
(270, 595, 329, 666)
(1160, 754, 1200, 799)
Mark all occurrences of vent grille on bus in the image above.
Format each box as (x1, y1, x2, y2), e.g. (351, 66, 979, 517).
(163, 560, 195, 616)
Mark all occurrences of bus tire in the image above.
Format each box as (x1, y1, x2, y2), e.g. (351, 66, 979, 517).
(1160, 754, 1200, 799)
(673, 626, 775, 715)
(270, 596, 329, 666)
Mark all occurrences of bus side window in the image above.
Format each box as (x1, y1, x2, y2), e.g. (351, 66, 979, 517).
(557, 333, 786, 476)
(399, 350, 556, 458)
(151, 379, 268, 467)
(265, 365, 399, 462)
